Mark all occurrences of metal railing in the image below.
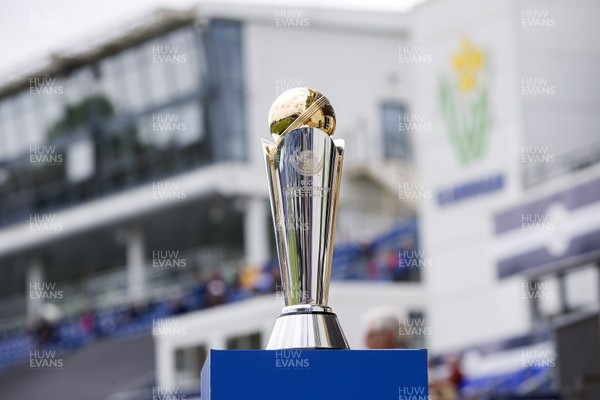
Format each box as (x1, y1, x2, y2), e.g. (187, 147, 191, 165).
(0, 245, 243, 333)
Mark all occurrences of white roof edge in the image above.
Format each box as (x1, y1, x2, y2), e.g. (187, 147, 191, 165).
(196, 1, 410, 35)
(0, 163, 267, 259)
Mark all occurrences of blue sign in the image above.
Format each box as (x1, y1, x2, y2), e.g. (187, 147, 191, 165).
(437, 173, 504, 207)
(201, 349, 429, 400)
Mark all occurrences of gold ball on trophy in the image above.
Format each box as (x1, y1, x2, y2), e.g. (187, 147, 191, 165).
(268, 87, 336, 142)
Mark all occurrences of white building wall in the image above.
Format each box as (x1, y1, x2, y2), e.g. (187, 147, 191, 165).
(177, 0, 600, 365)
(237, 5, 413, 242)
(519, 0, 600, 156)
(411, 0, 529, 352)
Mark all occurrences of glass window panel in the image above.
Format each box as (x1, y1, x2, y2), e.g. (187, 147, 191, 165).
(18, 91, 38, 148)
(0, 98, 8, 120)
(64, 71, 84, 106)
(15, 96, 32, 156)
(66, 138, 95, 183)
(28, 92, 49, 146)
(173, 27, 200, 93)
(43, 89, 66, 142)
(136, 101, 203, 149)
(3, 99, 19, 159)
(74, 68, 92, 101)
(100, 55, 122, 113)
(151, 35, 185, 103)
(382, 103, 412, 162)
(174, 101, 203, 146)
(130, 44, 154, 111)
(101, 52, 131, 114)
(139, 39, 170, 108)
(0, 101, 8, 160)
(122, 48, 145, 112)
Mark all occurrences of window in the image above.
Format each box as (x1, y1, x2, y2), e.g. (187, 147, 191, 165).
(381, 103, 412, 162)
(226, 331, 261, 349)
(136, 101, 204, 149)
(405, 310, 427, 349)
(203, 20, 245, 162)
(174, 344, 207, 386)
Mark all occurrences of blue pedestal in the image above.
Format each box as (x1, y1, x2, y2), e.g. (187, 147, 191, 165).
(201, 349, 428, 400)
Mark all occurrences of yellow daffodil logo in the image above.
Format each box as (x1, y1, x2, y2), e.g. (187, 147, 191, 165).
(438, 37, 492, 165)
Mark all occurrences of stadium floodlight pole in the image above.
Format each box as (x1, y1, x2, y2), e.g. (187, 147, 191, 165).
(262, 88, 349, 349)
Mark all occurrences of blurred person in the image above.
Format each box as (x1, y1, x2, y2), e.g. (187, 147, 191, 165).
(169, 296, 187, 315)
(446, 355, 465, 398)
(190, 272, 207, 310)
(127, 302, 141, 321)
(204, 270, 227, 307)
(79, 309, 97, 336)
(366, 257, 379, 280)
(254, 267, 275, 293)
(226, 272, 252, 302)
(363, 306, 408, 349)
(239, 262, 260, 291)
(398, 237, 421, 282)
(372, 251, 392, 281)
(428, 355, 464, 400)
(31, 318, 57, 347)
(385, 249, 400, 280)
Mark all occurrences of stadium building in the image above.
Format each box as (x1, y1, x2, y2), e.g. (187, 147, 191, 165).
(0, 0, 599, 399)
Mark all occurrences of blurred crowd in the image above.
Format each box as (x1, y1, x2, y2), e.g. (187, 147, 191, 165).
(29, 261, 282, 349)
(364, 307, 465, 400)
(3, 229, 424, 373)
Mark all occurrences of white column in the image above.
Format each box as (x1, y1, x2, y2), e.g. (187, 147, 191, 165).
(126, 224, 146, 303)
(26, 255, 44, 325)
(244, 197, 269, 268)
(155, 338, 176, 388)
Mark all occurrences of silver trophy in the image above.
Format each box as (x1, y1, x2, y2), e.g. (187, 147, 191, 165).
(262, 88, 349, 349)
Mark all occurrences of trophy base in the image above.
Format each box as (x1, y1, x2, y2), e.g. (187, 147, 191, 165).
(266, 305, 350, 349)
